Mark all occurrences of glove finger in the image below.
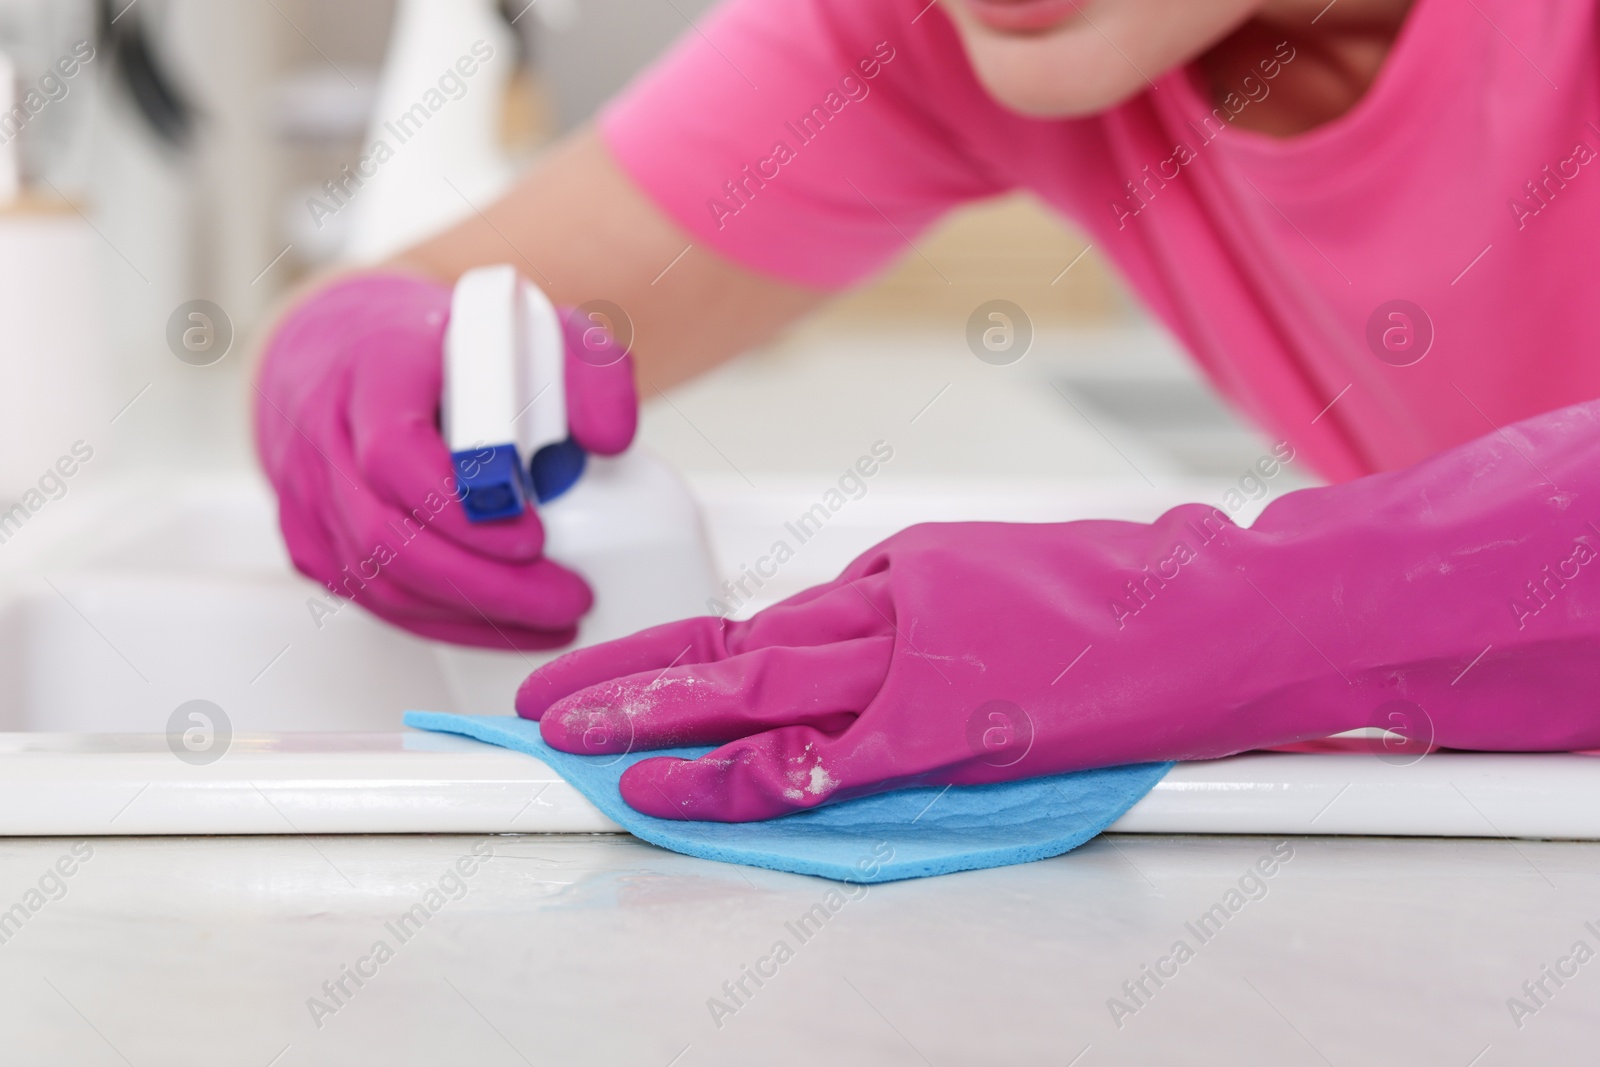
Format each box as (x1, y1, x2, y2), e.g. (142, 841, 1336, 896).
(619, 725, 866, 822)
(563, 311, 637, 456)
(515, 575, 892, 719)
(309, 521, 550, 628)
(517, 615, 733, 717)
(536, 635, 892, 754)
(401, 616, 576, 652)
(346, 328, 548, 562)
(314, 461, 592, 632)
(345, 521, 594, 632)
(738, 570, 892, 648)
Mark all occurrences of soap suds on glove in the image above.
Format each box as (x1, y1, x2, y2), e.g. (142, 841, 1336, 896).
(806, 763, 838, 795)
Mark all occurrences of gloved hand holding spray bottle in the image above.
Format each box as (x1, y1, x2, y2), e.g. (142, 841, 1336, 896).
(255, 266, 716, 714)
(435, 265, 717, 709)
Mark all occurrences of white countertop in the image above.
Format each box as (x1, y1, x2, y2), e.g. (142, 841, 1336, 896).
(1, 831, 1593, 1065)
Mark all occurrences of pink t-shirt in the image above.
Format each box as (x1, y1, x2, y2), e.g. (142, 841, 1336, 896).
(601, 0, 1600, 481)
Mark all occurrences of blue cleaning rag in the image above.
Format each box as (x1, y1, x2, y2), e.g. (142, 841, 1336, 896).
(404, 711, 1172, 883)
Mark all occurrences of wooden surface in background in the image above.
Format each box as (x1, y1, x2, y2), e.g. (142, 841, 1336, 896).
(809, 193, 1134, 331)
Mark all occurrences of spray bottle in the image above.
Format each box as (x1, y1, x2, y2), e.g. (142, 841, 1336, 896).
(433, 264, 718, 711)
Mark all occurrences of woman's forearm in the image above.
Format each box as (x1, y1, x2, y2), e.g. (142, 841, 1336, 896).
(390, 127, 828, 391)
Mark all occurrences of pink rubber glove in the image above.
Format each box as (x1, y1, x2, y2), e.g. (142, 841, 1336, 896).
(518, 398, 1600, 821)
(255, 273, 636, 649)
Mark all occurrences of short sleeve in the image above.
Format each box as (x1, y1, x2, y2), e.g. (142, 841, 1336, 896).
(598, 0, 1012, 290)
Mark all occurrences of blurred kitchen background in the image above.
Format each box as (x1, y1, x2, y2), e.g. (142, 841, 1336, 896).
(0, 0, 1311, 546)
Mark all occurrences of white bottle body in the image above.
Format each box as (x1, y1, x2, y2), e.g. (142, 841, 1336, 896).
(432, 450, 718, 713)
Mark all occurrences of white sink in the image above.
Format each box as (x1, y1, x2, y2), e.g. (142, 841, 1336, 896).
(0, 474, 1190, 734)
(0, 484, 457, 734)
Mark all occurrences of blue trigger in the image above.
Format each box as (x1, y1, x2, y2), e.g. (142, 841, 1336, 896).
(530, 437, 586, 503)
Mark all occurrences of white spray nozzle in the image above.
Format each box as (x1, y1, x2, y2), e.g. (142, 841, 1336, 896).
(442, 264, 575, 521)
